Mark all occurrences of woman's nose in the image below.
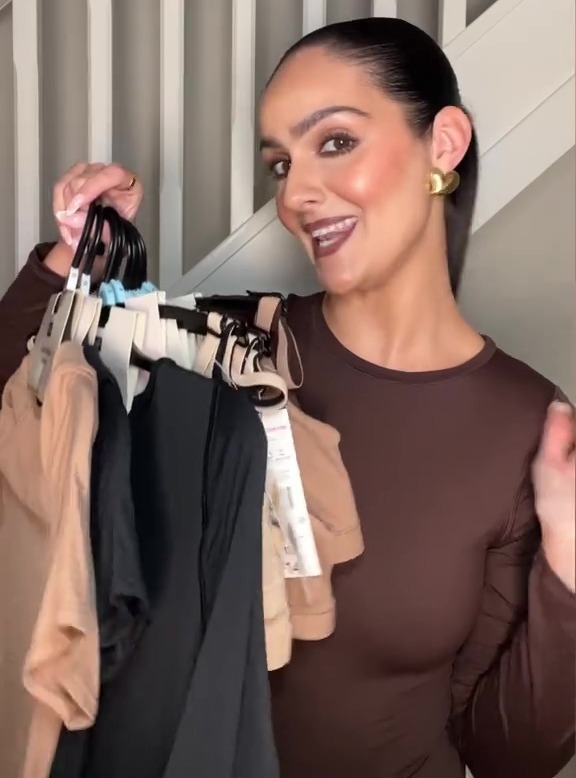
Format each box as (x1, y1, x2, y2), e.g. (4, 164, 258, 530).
(280, 161, 325, 213)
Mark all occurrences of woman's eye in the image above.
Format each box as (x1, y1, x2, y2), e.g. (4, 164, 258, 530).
(320, 135, 356, 154)
(270, 159, 290, 179)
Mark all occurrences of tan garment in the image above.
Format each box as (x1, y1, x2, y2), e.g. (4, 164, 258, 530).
(263, 400, 363, 669)
(0, 343, 99, 778)
(262, 498, 292, 671)
(287, 401, 363, 640)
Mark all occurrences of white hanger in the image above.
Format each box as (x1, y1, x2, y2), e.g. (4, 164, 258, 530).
(96, 307, 139, 409)
(125, 291, 166, 360)
(157, 290, 189, 368)
(28, 289, 84, 401)
(166, 292, 200, 310)
(128, 311, 148, 408)
(71, 294, 102, 346)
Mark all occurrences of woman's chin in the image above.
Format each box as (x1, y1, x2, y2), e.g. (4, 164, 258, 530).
(315, 264, 361, 296)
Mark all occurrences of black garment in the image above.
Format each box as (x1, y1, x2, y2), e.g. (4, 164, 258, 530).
(83, 345, 150, 679)
(57, 359, 277, 777)
(50, 346, 150, 776)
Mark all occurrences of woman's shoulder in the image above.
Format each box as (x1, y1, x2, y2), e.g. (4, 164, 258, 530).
(488, 343, 565, 408)
(474, 342, 568, 457)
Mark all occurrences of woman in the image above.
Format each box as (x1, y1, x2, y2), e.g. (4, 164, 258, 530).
(0, 18, 574, 778)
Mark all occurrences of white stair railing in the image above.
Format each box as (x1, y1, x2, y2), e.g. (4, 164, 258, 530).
(230, 0, 256, 234)
(87, 0, 113, 163)
(11, 0, 40, 275)
(159, 0, 185, 290)
(439, 0, 467, 46)
(302, 0, 327, 34)
(372, 1, 398, 16)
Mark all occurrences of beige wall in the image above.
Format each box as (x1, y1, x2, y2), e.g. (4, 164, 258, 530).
(460, 148, 575, 399)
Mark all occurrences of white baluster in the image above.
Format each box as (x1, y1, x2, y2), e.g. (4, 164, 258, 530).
(439, 0, 467, 47)
(12, 0, 40, 273)
(159, 0, 185, 290)
(230, 0, 256, 233)
(302, 0, 326, 35)
(87, 0, 113, 162)
(371, 0, 398, 17)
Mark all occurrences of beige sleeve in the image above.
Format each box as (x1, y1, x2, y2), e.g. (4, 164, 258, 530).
(262, 498, 292, 671)
(22, 344, 99, 777)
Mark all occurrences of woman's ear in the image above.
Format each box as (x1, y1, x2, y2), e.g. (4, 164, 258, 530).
(430, 106, 473, 171)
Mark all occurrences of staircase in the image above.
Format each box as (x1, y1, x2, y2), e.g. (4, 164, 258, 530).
(168, 0, 575, 296)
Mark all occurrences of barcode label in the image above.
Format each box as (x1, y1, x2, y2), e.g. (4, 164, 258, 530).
(260, 408, 321, 579)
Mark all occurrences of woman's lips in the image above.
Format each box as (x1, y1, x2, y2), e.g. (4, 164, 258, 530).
(303, 216, 358, 261)
(312, 226, 356, 260)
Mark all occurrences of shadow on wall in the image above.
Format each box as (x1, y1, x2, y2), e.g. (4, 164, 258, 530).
(459, 147, 575, 399)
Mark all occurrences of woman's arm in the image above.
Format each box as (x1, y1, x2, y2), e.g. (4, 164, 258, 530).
(449, 467, 575, 778)
(0, 242, 64, 398)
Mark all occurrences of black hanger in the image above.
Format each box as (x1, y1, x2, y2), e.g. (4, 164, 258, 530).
(194, 294, 261, 321)
(121, 221, 137, 290)
(194, 291, 286, 321)
(82, 202, 105, 283)
(61, 199, 100, 289)
(123, 221, 147, 290)
(100, 206, 125, 284)
(97, 208, 128, 328)
(157, 304, 209, 334)
(132, 222, 148, 288)
(129, 345, 155, 371)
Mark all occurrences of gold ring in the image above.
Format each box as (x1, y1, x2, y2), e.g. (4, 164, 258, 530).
(124, 174, 137, 191)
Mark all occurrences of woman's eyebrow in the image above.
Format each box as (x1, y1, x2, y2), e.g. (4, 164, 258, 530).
(260, 105, 370, 150)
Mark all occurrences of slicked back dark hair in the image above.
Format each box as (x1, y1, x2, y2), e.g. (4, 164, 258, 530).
(271, 18, 479, 294)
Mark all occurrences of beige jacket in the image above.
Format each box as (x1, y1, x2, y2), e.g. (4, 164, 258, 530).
(263, 400, 362, 669)
(0, 344, 99, 778)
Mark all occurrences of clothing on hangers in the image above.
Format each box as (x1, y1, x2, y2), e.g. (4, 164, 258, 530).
(0, 343, 99, 778)
(0, 204, 281, 777)
(50, 360, 276, 778)
(262, 495, 292, 671)
(82, 344, 150, 679)
(284, 400, 363, 641)
(40, 343, 150, 777)
(0, 229, 372, 778)
(183, 301, 365, 661)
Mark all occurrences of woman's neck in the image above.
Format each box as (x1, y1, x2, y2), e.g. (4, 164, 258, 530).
(322, 255, 484, 373)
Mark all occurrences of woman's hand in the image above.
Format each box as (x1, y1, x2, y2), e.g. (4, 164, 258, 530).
(532, 400, 576, 591)
(46, 162, 144, 278)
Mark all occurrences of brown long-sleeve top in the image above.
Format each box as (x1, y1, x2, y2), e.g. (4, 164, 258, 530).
(1, 245, 575, 778)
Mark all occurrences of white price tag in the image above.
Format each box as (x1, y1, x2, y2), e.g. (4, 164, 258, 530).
(260, 408, 321, 579)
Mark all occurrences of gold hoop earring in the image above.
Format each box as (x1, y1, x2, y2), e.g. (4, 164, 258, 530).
(426, 167, 460, 196)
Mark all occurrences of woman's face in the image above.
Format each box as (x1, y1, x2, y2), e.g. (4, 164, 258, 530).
(259, 47, 438, 295)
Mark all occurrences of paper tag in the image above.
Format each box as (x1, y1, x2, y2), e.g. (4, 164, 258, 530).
(260, 408, 321, 578)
